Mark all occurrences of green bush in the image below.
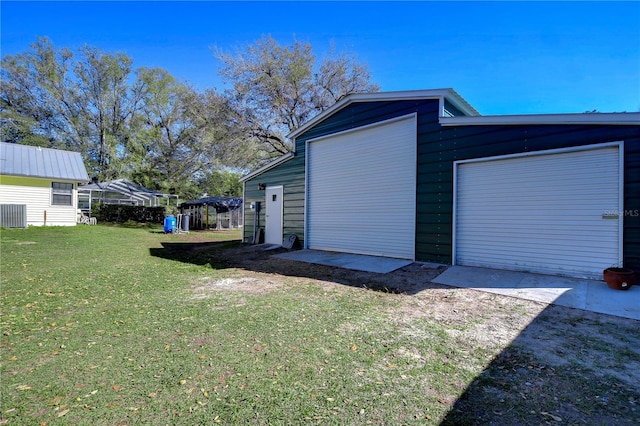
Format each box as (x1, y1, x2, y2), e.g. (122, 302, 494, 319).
(92, 204, 166, 223)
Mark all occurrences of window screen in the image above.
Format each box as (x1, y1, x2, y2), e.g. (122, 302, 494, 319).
(52, 182, 73, 206)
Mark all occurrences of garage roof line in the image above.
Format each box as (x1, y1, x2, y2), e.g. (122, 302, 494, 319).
(288, 88, 477, 140)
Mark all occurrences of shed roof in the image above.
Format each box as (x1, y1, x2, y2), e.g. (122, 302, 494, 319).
(0, 142, 90, 182)
(180, 196, 243, 212)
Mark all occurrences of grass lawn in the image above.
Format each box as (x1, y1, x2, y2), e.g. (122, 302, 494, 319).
(1, 225, 639, 425)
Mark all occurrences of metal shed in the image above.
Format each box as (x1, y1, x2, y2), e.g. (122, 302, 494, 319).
(179, 196, 243, 230)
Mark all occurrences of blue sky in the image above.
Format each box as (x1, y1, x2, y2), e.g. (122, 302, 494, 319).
(2, 1, 639, 115)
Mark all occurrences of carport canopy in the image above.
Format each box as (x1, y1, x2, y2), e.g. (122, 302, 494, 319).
(78, 179, 178, 207)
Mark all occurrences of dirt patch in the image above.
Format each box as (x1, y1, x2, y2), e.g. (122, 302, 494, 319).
(193, 276, 286, 297)
(198, 244, 639, 375)
(185, 241, 640, 424)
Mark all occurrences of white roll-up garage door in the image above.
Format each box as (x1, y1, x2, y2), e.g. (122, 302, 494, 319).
(454, 143, 622, 278)
(306, 114, 416, 259)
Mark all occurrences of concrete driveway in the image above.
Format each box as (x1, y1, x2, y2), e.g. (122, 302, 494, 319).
(274, 249, 412, 274)
(433, 266, 640, 320)
(273, 249, 639, 320)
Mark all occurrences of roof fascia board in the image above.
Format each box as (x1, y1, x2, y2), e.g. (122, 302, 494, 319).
(0, 173, 87, 183)
(288, 88, 477, 142)
(239, 152, 295, 182)
(440, 113, 640, 126)
(441, 88, 480, 117)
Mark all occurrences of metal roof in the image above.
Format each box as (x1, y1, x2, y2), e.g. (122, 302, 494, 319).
(78, 179, 172, 204)
(440, 112, 640, 126)
(287, 88, 479, 140)
(0, 142, 90, 182)
(180, 196, 243, 212)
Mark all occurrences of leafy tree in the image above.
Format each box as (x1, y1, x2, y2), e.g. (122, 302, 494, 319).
(0, 38, 142, 180)
(1, 39, 249, 200)
(131, 68, 254, 197)
(132, 67, 194, 192)
(2, 35, 379, 200)
(215, 35, 379, 159)
(196, 168, 244, 197)
(1, 38, 75, 148)
(73, 46, 143, 180)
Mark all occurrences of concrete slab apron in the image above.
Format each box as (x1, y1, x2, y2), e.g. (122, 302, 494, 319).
(433, 266, 640, 320)
(273, 250, 412, 274)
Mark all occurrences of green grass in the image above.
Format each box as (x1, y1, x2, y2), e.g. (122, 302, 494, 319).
(3, 225, 638, 425)
(1, 225, 481, 425)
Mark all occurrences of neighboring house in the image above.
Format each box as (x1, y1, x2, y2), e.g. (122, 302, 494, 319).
(241, 88, 640, 279)
(0, 142, 89, 227)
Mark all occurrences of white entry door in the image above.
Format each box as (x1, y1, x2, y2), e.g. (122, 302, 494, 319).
(265, 186, 283, 245)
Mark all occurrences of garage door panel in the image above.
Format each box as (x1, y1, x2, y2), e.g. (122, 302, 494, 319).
(459, 232, 619, 246)
(307, 115, 416, 259)
(458, 241, 618, 258)
(455, 145, 621, 278)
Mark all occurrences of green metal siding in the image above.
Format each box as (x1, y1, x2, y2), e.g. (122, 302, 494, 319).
(243, 99, 442, 245)
(243, 97, 640, 271)
(417, 124, 640, 270)
(243, 155, 305, 243)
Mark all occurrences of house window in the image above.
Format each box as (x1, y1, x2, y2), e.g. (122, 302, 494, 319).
(52, 182, 73, 206)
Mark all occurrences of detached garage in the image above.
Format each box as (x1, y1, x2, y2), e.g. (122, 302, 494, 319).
(241, 88, 640, 278)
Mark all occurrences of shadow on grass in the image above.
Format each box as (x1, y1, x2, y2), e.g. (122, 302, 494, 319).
(150, 240, 447, 295)
(149, 240, 243, 268)
(149, 240, 640, 425)
(440, 303, 640, 425)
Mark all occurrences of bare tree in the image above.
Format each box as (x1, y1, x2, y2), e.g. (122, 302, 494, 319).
(215, 35, 379, 159)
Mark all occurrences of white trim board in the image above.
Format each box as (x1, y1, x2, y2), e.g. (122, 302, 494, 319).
(290, 88, 477, 140)
(440, 113, 640, 126)
(239, 152, 294, 183)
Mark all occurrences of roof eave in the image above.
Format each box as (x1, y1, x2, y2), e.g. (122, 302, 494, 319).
(440, 112, 640, 126)
(239, 152, 295, 183)
(1, 172, 89, 183)
(287, 88, 479, 141)
(443, 88, 481, 117)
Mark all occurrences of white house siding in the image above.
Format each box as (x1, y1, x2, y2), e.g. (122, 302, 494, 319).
(0, 176, 79, 226)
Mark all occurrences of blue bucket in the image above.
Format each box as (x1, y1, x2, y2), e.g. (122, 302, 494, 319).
(164, 215, 176, 233)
